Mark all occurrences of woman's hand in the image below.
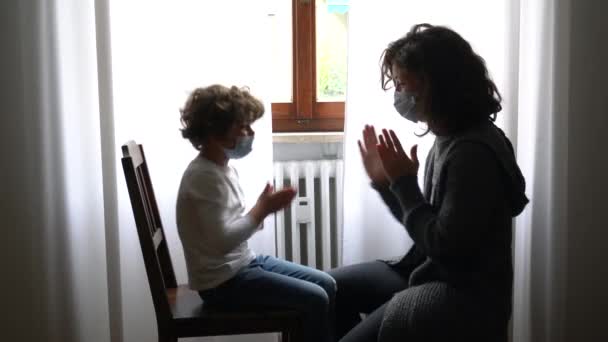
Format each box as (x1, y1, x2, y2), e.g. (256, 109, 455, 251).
(377, 129, 419, 183)
(358, 125, 390, 187)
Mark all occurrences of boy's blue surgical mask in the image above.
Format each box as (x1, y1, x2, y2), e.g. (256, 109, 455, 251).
(224, 135, 254, 159)
(393, 90, 419, 123)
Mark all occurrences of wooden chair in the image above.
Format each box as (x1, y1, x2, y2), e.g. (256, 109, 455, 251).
(121, 141, 302, 342)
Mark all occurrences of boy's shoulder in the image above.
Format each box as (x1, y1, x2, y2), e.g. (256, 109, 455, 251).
(181, 156, 224, 184)
(179, 157, 232, 201)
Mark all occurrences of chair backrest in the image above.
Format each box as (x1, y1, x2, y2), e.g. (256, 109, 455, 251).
(121, 141, 177, 323)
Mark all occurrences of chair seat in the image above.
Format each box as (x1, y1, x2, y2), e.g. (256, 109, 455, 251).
(168, 285, 301, 338)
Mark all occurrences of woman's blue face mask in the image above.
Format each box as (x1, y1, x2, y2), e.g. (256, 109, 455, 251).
(393, 90, 419, 123)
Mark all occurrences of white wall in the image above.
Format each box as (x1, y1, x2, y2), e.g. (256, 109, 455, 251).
(565, 1, 608, 340)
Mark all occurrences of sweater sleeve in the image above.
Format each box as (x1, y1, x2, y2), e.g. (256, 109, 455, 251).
(371, 182, 404, 222)
(389, 142, 504, 262)
(185, 170, 259, 254)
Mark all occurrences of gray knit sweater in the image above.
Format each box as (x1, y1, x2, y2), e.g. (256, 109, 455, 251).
(375, 121, 528, 341)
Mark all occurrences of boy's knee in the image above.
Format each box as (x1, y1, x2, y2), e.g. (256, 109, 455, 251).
(305, 283, 332, 312)
(312, 274, 336, 307)
(321, 275, 337, 297)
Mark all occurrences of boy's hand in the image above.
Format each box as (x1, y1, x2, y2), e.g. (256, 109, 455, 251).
(249, 183, 297, 225)
(261, 185, 297, 214)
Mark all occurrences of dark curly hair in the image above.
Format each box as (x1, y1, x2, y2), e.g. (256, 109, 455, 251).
(381, 23, 502, 135)
(180, 85, 264, 150)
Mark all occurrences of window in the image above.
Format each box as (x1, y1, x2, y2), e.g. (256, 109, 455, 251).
(270, 0, 349, 132)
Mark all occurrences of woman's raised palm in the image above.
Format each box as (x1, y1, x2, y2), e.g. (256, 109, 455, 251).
(358, 125, 389, 186)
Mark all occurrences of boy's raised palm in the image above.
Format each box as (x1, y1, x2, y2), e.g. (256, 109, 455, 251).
(266, 187, 297, 213)
(250, 183, 296, 225)
(257, 183, 297, 215)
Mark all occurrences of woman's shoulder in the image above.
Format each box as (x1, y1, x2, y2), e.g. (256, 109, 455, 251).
(444, 122, 512, 158)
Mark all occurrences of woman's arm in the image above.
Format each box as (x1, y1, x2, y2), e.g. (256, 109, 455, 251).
(371, 182, 405, 222)
(390, 142, 505, 262)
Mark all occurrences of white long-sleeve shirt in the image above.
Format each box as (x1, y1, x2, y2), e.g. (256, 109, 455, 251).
(176, 154, 257, 291)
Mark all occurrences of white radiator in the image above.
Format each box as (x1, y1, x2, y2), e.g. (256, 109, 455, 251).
(273, 160, 344, 270)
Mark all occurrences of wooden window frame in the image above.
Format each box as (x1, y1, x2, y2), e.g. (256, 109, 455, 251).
(271, 0, 345, 133)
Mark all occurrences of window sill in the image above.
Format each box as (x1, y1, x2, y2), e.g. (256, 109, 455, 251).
(272, 132, 344, 144)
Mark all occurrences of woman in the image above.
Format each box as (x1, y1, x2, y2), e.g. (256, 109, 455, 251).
(329, 24, 528, 342)
(176, 84, 336, 342)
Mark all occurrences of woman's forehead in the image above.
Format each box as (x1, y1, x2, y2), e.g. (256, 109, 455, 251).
(232, 120, 252, 128)
(391, 63, 413, 78)
(392, 65, 419, 88)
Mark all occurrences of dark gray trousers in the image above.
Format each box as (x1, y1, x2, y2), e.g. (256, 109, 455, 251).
(328, 261, 409, 342)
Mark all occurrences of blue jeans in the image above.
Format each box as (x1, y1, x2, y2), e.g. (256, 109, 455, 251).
(199, 255, 337, 342)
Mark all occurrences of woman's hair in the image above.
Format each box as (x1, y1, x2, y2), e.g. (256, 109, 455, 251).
(180, 85, 264, 150)
(381, 23, 502, 135)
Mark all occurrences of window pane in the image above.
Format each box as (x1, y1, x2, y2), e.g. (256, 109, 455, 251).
(269, 0, 293, 103)
(316, 0, 349, 102)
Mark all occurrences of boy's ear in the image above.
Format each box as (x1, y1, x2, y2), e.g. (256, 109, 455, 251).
(203, 135, 221, 149)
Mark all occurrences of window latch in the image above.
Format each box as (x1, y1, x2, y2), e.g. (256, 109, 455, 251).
(296, 119, 311, 125)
